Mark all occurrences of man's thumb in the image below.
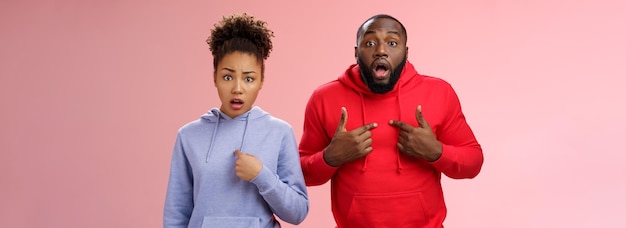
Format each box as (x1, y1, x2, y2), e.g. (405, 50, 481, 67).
(415, 105, 430, 128)
(336, 107, 348, 133)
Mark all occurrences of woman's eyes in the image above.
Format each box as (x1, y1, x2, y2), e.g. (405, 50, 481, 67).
(223, 75, 255, 82)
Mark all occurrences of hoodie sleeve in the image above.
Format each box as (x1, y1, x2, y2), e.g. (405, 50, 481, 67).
(299, 90, 340, 186)
(163, 132, 194, 228)
(429, 85, 484, 179)
(250, 128, 309, 225)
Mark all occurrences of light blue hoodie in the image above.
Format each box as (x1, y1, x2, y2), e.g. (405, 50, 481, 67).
(164, 106, 309, 228)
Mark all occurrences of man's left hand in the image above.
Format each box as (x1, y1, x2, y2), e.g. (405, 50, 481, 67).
(389, 105, 442, 162)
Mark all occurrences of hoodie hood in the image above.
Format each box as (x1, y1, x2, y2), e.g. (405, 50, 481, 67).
(200, 106, 269, 162)
(338, 60, 422, 97)
(337, 61, 422, 173)
(200, 106, 269, 122)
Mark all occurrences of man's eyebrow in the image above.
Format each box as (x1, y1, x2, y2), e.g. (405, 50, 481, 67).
(363, 30, 376, 36)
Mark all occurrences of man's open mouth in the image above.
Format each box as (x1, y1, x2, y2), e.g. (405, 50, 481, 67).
(373, 61, 390, 79)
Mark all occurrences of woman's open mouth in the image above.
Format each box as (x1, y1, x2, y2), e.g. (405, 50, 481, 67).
(230, 98, 244, 110)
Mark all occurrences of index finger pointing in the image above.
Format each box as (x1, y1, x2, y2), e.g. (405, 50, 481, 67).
(352, 122, 378, 135)
(389, 120, 414, 132)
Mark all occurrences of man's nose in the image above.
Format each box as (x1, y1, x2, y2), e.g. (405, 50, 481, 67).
(374, 44, 388, 57)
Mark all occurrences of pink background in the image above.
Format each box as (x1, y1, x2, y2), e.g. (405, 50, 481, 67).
(2, 0, 625, 227)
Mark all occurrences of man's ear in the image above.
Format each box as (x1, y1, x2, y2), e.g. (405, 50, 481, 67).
(406, 46, 409, 59)
(354, 46, 358, 61)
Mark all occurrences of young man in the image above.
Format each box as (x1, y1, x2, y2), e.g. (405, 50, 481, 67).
(299, 14, 483, 227)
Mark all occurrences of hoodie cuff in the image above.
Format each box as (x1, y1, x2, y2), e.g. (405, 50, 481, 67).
(312, 151, 339, 177)
(429, 144, 456, 172)
(250, 165, 278, 193)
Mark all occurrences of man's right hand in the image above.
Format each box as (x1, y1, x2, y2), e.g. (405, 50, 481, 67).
(323, 107, 377, 167)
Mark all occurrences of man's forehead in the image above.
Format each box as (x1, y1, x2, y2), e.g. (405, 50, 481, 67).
(361, 18, 402, 34)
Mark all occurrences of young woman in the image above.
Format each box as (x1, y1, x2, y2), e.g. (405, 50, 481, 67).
(164, 13, 308, 228)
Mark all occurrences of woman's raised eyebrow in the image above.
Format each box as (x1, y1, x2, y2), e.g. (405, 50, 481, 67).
(220, 67, 235, 72)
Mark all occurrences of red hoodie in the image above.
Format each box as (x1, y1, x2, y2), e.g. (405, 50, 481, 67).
(299, 61, 483, 228)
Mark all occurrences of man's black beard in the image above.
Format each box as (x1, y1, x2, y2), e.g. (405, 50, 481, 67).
(357, 56, 406, 94)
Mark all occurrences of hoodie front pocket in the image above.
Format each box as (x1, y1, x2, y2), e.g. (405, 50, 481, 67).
(201, 216, 260, 228)
(346, 191, 429, 227)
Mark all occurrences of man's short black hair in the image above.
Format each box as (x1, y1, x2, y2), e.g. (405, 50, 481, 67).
(356, 14, 407, 44)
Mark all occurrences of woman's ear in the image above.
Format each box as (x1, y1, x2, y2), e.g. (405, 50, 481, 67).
(213, 72, 217, 87)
